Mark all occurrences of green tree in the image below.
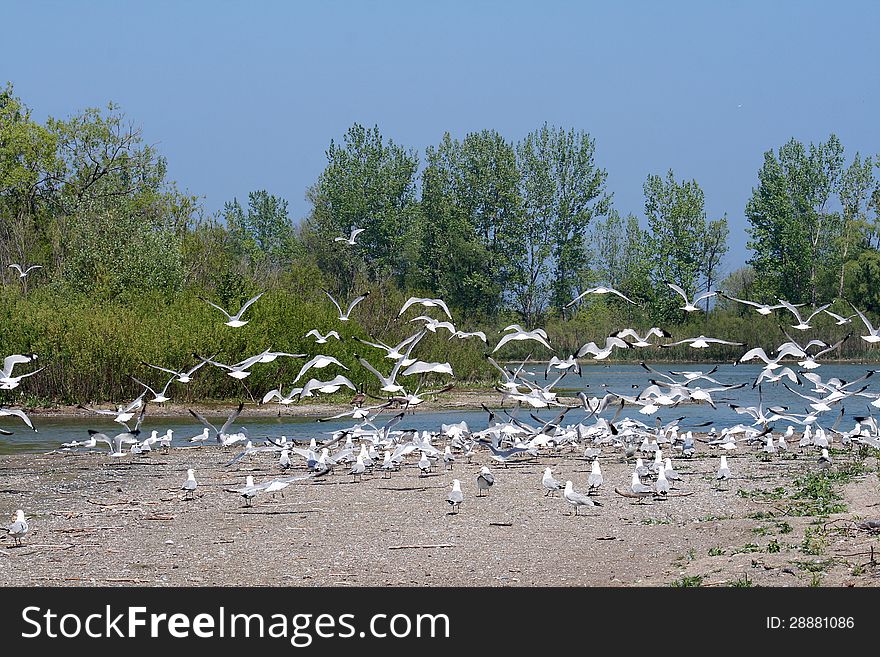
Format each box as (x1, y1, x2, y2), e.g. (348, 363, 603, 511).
(0, 83, 62, 276)
(746, 135, 848, 304)
(513, 124, 610, 323)
(643, 169, 709, 320)
(418, 130, 521, 316)
(302, 123, 420, 294)
(222, 190, 299, 275)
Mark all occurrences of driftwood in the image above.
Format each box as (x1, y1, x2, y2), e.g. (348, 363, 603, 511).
(489, 522, 513, 527)
(388, 543, 455, 550)
(613, 487, 695, 498)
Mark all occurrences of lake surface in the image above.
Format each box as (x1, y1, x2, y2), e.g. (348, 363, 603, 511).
(2, 362, 878, 454)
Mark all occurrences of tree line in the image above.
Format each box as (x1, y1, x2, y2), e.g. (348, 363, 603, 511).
(1, 82, 879, 403)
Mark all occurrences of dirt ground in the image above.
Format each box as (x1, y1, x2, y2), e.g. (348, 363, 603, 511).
(2, 433, 879, 587)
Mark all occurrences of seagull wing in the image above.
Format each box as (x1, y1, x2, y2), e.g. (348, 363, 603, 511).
(323, 290, 343, 315)
(235, 292, 265, 319)
(345, 291, 370, 317)
(200, 297, 233, 320)
(220, 401, 245, 435)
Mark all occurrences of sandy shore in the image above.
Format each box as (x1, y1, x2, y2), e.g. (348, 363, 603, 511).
(1, 439, 878, 587)
(24, 388, 505, 419)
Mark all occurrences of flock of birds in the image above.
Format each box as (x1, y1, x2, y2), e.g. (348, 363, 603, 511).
(4, 228, 880, 544)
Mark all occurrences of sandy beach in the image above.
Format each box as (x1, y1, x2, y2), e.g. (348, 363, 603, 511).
(2, 438, 878, 587)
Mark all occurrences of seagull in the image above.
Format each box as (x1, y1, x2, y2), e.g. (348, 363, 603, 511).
(446, 479, 464, 513)
(565, 286, 637, 308)
(349, 454, 366, 482)
(7, 263, 42, 278)
(141, 359, 209, 384)
(544, 355, 581, 378)
(201, 292, 264, 327)
(542, 467, 564, 496)
(665, 282, 718, 312)
(181, 469, 197, 499)
(324, 290, 370, 321)
(130, 374, 176, 403)
(850, 303, 880, 343)
(0, 407, 36, 431)
(418, 452, 432, 476)
(401, 361, 454, 377)
(442, 446, 455, 470)
(476, 466, 495, 496)
(654, 465, 670, 496)
(334, 227, 365, 245)
(587, 460, 603, 493)
(777, 299, 831, 331)
(188, 428, 210, 443)
(292, 355, 349, 384)
(300, 375, 357, 397)
(577, 336, 629, 360)
(630, 472, 654, 501)
(660, 335, 743, 349)
(398, 297, 453, 319)
(261, 385, 304, 405)
(818, 448, 832, 470)
(305, 329, 341, 344)
(353, 331, 426, 362)
(409, 315, 456, 334)
(188, 402, 244, 446)
(564, 481, 601, 515)
(78, 394, 145, 425)
(5, 509, 28, 545)
(0, 353, 44, 389)
(450, 330, 487, 343)
(716, 455, 730, 481)
(492, 328, 552, 354)
(612, 327, 671, 347)
(720, 294, 799, 315)
(824, 309, 856, 325)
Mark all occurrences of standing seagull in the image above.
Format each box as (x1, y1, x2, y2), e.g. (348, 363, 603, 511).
(542, 467, 564, 496)
(181, 469, 198, 499)
(8, 264, 42, 278)
(201, 292, 264, 327)
(334, 227, 365, 245)
(5, 509, 28, 545)
(446, 479, 464, 514)
(564, 481, 601, 515)
(716, 455, 731, 488)
(324, 290, 370, 321)
(665, 282, 718, 312)
(476, 466, 495, 496)
(587, 460, 603, 494)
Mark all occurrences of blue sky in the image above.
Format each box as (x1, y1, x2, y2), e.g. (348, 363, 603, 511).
(3, 0, 878, 270)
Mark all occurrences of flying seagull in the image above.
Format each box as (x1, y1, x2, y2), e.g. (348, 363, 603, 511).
(334, 227, 365, 245)
(565, 286, 636, 308)
(201, 292, 264, 327)
(324, 290, 370, 321)
(8, 264, 42, 278)
(398, 296, 453, 319)
(665, 282, 719, 312)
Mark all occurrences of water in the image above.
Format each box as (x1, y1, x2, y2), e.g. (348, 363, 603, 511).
(2, 362, 878, 454)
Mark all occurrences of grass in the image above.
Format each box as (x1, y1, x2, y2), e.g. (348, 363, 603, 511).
(731, 543, 763, 555)
(767, 538, 781, 553)
(708, 547, 725, 557)
(800, 527, 826, 555)
(668, 575, 704, 587)
(737, 486, 787, 500)
(786, 462, 868, 517)
(793, 559, 834, 573)
(640, 518, 672, 525)
(729, 575, 755, 587)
